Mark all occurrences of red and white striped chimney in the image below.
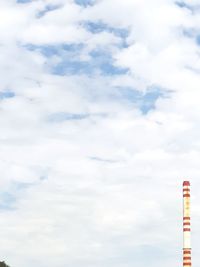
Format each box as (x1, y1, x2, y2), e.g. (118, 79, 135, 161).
(183, 181, 191, 267)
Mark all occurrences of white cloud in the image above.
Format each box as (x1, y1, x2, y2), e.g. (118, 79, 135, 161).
(0, 0, 199, 267)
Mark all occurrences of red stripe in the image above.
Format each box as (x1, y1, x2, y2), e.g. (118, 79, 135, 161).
(183, 251, 191, 254)
(183, 228, 191, 231)
(183, 217, 190, 220)
(183, 181, 190, 186)
(183, 194, 190, 197)
(183, 257, 191, 260)
(183, 188, 190, 192)
(183, 222, 190, 226)
(183, 263, 191, 266)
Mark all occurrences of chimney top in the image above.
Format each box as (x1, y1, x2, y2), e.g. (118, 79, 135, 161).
(183, 181, 190, 186)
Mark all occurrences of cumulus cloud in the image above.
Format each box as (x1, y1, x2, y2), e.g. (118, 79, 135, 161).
(0, 0, 199, 267)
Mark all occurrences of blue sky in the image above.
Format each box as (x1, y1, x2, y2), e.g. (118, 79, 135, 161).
(0, 1, 200, 267)
(75, 0, 95, 6)
(0, 91, 15, 100)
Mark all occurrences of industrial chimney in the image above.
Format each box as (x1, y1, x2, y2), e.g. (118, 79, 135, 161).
(183, 181, 191, 266)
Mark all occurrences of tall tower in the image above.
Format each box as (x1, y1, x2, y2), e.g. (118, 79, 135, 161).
(183, 181, 191, 266)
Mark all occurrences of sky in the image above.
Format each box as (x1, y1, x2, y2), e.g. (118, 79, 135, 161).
(0, 0, 200, 266)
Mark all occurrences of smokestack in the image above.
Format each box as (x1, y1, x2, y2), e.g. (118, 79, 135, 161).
(183, 181, 191, 266)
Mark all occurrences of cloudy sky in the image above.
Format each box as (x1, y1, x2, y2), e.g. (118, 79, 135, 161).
(0, 0, 200, 266)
